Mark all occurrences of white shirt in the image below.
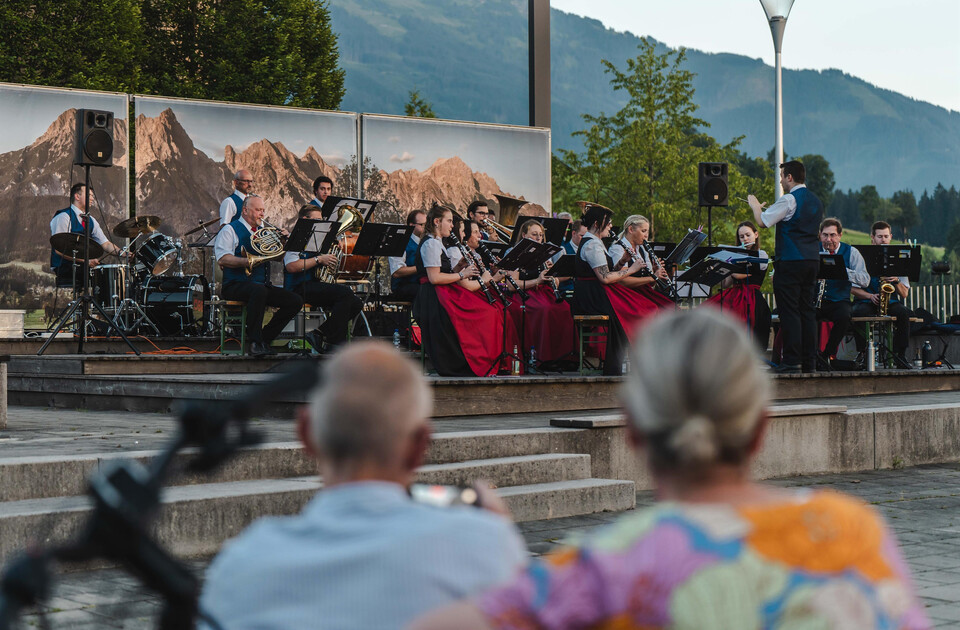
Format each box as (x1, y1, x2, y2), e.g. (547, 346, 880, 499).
(200, 482, 526, 630)
(420, 236, 445, 268)
(760, 183, 806, 227)
(219, 191, 246, 226)
(389, 234, 420, 277)
(607, 237, 650, 269)
(446, 245, 463, 267)
(50, 205, 109, 245)
(579, 232, 609, 270)
(821, 244, 870, 288)
(214, 217, 257, 262)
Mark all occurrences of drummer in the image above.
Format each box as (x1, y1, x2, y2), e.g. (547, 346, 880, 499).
(50, 184, 124, 287)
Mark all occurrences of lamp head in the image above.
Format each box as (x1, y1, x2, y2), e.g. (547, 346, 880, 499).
(760, 0, 794, 51)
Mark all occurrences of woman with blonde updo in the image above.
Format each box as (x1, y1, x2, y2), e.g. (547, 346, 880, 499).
(414, 309, 928, 630)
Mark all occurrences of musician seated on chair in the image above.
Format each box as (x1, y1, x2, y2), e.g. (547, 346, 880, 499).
(388, 209, 426, 302)
(215, 194, 302, 357)
(817, 218, 869, 365)
(50, 183, 125, 288)
(850, 221, 913, 365)
(467, 200, 500, 243)
(283, 204, 363, 353)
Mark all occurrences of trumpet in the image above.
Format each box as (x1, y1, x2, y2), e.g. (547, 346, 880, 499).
(242, 218, 286, 275)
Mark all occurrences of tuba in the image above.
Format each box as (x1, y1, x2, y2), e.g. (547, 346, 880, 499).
(879, 280, 896, 317)
(480, 194, 530, 241)
(243, 219, 286, 275)
(316, 204, 364, 283)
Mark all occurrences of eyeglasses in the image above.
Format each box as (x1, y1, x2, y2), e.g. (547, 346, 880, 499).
(237, 179, 253, 184)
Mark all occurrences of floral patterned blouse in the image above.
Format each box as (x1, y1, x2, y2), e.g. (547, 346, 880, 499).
(478, 490, 929, 629)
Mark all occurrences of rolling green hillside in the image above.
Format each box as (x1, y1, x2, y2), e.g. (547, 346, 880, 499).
(329, 0, 960, 198)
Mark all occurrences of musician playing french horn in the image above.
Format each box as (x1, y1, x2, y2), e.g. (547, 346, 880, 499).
(282, 204, 362, 352)
(215, 194, 303, 357)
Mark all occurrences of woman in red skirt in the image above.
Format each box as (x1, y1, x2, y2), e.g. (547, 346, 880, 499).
(412, 205, 518, 376)
(571, 205, 662, 376)
(493, 219, 577, 369)
(702, 220, 771, 349)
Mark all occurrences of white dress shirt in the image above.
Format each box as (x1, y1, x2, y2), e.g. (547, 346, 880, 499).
(760, 183, 807, 227)
(420, 236, 445, 268)
(200, 482, 526, 630)
(214, 216, 257, 262)
(219, 191, 246, 226)
(50, 205, 109, 245)
(388, 234, 420, 276)
(579, 232, 610, 270)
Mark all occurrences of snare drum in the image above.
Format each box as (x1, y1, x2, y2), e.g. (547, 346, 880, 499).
(140, 275, 210, 336)
(92, 264, 127, 310)
(135, 232, 178, 276)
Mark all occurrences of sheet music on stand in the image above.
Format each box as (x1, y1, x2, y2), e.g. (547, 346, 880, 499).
(663, 229, 708, 268)
(818, 254, 847, 280)
(285, 219, 339, 255)
(318, 195, 379, 223)
(497, 237, 561, 274)
(854, 244, 922, 282)
(675, 254, 746, 300)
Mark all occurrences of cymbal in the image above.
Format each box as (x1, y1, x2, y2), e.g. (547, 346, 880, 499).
(50, 233, 105, 260)
(113, 215, 162, 238)
(184, 216, 221, 236)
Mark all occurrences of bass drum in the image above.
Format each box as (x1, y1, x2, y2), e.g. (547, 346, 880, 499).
(140, 275, 210, 336)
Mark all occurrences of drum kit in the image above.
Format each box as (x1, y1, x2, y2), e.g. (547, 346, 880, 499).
(51, 215, 212, 337)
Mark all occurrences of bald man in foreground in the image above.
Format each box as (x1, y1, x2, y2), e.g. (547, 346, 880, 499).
(199, 342, 527, 630)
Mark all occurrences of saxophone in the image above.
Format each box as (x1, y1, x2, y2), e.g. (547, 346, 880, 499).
(879, 280, 896, 317)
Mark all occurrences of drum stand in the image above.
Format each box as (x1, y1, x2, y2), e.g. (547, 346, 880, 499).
(111, 253, 160, 336)
(39, 166, 140, 356)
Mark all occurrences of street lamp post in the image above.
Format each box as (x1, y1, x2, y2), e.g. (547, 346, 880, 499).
(760, 0, 794, 200)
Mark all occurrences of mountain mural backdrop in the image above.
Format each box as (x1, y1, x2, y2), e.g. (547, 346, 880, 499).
(330, 0, 960, 197)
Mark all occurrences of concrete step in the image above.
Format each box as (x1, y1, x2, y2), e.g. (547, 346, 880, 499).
(0, 476, 635, 562)
(0, 428, 592, 502)
(416, 454, 592, 487)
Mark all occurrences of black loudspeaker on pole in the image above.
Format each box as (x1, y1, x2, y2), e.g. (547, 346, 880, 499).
(698, 162, 729, 207)
(74, 109, 115, 167)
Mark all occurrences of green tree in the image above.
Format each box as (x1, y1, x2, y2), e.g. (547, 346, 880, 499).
(858, 185, 882, 225)
(0, 0, 345, 110)
(795, 154, 835, 209)
(890, 190, 920, 240)
(404, 89, 437, 118)
(553, 39, 761, 244)
(0, 0, 144, 92)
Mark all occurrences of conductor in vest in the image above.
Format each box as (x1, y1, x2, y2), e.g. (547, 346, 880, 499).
(215, 194, 303, 357)
(219, 169, 254, 226)
(749, 161, 824, 373)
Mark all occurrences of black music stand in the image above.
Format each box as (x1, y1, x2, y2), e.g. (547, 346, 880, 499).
(285, 219, 339, 354)
(818, 254, 846, 281)
(676, 255, 745, 304)
(854, 245, 920, 369)
(485, 238, 561, 375)
(481, 240, 509, 261)
(351, 223, 414, 336)
(39, 165, 140, 356)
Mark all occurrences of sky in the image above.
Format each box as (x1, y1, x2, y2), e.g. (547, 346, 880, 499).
(551, 0, 960, 113)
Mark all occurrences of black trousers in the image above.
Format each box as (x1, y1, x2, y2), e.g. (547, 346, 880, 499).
(851, 300, 912, 356)
(296, 280, 362, 345)
(817, 299, 851, 358)
(221, 281, 303, 344)
(773, 259, 819, 369)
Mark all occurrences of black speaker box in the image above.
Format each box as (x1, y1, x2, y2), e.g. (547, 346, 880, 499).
(698, 162, 728, 207)
(75, 109, 114, 167)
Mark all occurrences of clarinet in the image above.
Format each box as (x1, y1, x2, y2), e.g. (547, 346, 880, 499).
(476, 241, 524, 302)
(448, 233, 496, 305)
(641, 241, 677, 299)
(541, 262, 564, 303)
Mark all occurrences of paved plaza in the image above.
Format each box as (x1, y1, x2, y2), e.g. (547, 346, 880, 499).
(1, 463, 957, 628)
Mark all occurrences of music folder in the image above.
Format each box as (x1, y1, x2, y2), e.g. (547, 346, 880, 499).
(545, 254, 575, 278)
(285, 219, 339, 255)
(318, 195, 379, 223)
(818, 254, 847, 280)
(497, 238, 561, 274)
(350, 223, 413, 258)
